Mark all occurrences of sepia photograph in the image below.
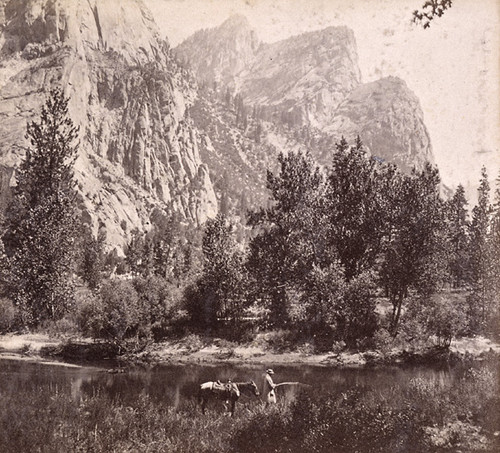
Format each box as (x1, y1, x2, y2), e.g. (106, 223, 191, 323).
(0, 0, 498, 451)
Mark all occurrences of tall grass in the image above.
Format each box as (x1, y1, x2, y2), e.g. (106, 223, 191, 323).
(0, 363, 498, 453)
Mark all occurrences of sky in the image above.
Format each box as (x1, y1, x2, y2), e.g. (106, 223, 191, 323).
(146, 0, 500, 191)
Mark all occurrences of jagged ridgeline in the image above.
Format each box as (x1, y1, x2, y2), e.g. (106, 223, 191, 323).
(0, 2, 434, 252)
(0, 0, 217, 251)
(176, 15, 434, 205)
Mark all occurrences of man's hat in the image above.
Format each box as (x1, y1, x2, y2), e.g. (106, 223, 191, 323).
(266, 368, 274, 374)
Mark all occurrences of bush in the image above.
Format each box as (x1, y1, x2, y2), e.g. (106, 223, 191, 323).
(403, 294, 468, 348)
(372, 327, 394, 353)
(231, 389, 428, 453)
(133, 275, 183, 340)
(263, 329, 300, 353)
(340, 272, 378, 348)
(76, 280, 141, 343)
(183, 333, 205, 352)
(39, 316, 80, 338)
(0, 298, 17, 332)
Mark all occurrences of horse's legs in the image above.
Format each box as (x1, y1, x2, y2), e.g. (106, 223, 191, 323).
(230, 400, 236, 417)
(201, 397, 206, 415)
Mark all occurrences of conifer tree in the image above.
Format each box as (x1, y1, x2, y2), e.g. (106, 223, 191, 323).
(5, 89, 79, 326)
(484, 171, 500, 333)
(446, 184, 470, 288)
(467, 167, 492, 332)
(80, 225, 107, 291)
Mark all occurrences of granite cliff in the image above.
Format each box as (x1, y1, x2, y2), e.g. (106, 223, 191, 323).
(0, 3, 438, 251)
(176, 18, 361, 129)
(175, 15, 435, 176)
(0, 0, 217, 251)
(326, 76, 434, 173)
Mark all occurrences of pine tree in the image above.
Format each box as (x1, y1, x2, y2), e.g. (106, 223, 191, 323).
(467, 166, 491, 332)
(446, 184, 470, 288)
(5, 89, 79, 326)
(484, 171, 500, 333)
(125, 228, 145, 276)
(80, 225, 107, 291)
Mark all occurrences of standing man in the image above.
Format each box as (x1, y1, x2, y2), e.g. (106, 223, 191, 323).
(263, 368, 277, 405)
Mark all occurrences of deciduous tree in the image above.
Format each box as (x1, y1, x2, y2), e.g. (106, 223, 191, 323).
(247, 150, 324, 326)
(381, 163, 446, 334)
(187, 214, 246, 328)
(324, 136, 394, 280)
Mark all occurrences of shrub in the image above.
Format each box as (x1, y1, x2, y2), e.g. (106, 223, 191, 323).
(183, 333, 205, 352)
(39, 316, 80, 338)
(133, 275, 182, 340)
(76, 280, 141, 343)
(372, 327, 394, 353)
(263, 329, 298, 353)
(230, 389, 428, 453)
(231, 406, 290, 453)
(339, 271, 378, 348)
(0, 298, 17, 332)
(403, 294, 468, 348)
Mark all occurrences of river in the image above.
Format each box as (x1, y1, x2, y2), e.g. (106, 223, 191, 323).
(0, 357, 469, 409)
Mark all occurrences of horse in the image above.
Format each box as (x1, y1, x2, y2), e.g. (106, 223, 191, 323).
(198, 380, 260, 416)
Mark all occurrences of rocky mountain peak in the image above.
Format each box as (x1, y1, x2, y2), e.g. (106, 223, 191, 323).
(326, 76, 434, 172)
(238, 25, 361, 128)
(219, 14, 252, 32)
(180, 18, 435, 201)
(175, 14, 260, 89)
(176, 22, 361, 128)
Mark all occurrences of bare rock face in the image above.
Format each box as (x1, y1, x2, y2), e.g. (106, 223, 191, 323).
(0, 0, 217, 251)
(326, 76, 434, 173)
(238, 26, 361, 128)
(175, 14, 260, 89)
(176, 19, 361, 129)
(176, 16, 434, 175)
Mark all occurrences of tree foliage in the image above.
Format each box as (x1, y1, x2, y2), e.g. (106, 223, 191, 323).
(412, 0, 453, 29)
(325, 136, 394, 280)
(247, 150, 323, 327)
(467, 167, 492, 333)
(78, 280, 141, 343)
(380, 163, 446, 333)
(79, 225, 107, 290)
(4, 89, 79, 326)
(186, 213, 246, 328)
(446, 184, 470, 288)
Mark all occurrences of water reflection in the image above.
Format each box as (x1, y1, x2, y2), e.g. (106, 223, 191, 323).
(0, 357, 462, 409)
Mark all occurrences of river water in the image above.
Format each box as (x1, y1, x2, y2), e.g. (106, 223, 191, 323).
(0, 357, 469, 409)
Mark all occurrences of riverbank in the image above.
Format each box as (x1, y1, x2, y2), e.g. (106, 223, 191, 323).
(1, 348, 499, 453)
(1, 332, 499, 368)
